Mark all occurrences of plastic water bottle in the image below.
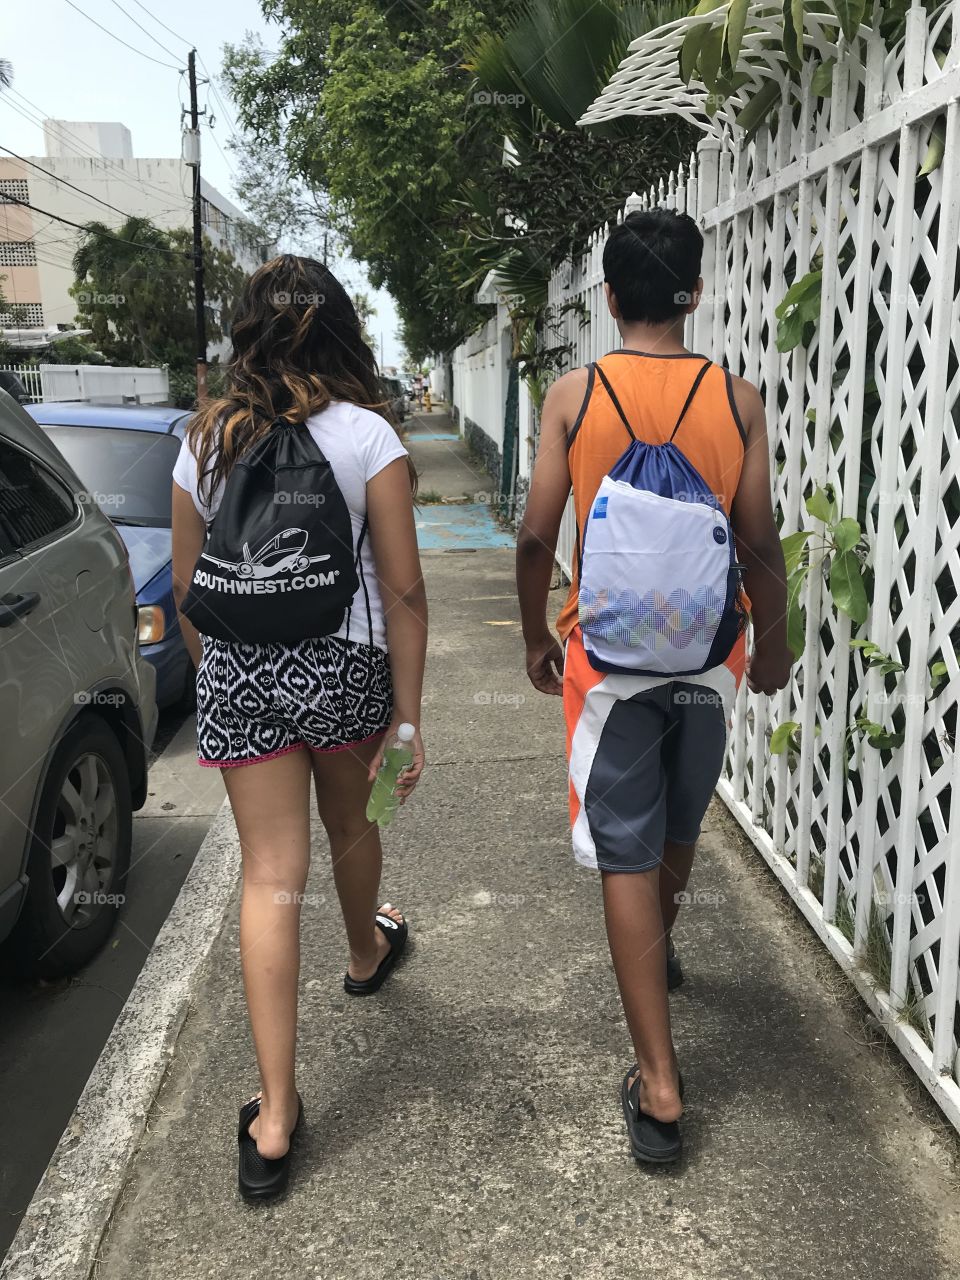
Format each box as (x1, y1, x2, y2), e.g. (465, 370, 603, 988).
(366, 723, 416, 827)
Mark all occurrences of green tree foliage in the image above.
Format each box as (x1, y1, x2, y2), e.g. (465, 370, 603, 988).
(0, 272, 32, 360)
(71, 218, 245, 373)
(223, 1, 494, 360)
(229, 131, 335, 257)
(351, 290, 376, 350)
(43, 335, 107, 365)
(223, 0, 695, 359)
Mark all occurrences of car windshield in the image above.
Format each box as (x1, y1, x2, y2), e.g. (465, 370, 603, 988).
(42, 425, 181, 527)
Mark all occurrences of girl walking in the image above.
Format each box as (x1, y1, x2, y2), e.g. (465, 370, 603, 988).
(171, 256, 426, 1200)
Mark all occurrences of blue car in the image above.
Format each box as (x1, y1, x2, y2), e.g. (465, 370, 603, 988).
(26, 403, 194, 708)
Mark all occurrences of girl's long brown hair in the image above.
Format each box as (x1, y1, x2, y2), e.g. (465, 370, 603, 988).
(188, 254, 415, 502)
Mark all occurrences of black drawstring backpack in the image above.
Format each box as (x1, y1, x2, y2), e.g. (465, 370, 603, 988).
(180, 418, 361, 644)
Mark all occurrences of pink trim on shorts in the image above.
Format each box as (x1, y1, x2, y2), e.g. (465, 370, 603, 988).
(197, 728, 388, 769)
(198, 742, 307, 769)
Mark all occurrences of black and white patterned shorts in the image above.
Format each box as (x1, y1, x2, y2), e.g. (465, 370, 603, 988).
(196, 635, 393, 768)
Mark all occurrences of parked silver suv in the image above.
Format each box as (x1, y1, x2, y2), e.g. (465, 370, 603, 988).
(0, 390, 157, 977)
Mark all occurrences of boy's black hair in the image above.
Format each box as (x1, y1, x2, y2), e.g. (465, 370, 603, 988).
(602, 209, 704, 325)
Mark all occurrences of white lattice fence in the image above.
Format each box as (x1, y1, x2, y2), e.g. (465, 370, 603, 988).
(548, 1, 960, 1128)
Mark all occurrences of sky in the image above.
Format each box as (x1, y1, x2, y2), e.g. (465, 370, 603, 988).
(1, 0, 406, 367)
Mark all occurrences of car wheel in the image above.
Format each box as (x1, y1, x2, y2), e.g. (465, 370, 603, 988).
(8, 716, 133, 978)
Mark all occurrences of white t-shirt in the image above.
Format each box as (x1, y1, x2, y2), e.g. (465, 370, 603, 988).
(172, 400, 408, 651)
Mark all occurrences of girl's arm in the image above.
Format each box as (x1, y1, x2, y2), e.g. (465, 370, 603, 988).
(171, 481, 205, 669)
(366, 457, 427, 799)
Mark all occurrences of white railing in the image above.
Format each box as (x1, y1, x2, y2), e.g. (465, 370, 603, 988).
(0, 363, 170, 404)
(453, 1, 960, 1129)
(0, 364, 43, 401)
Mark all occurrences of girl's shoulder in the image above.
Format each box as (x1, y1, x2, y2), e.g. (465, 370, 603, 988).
(313, 398, 396, 437)
(308, 400, 407, 456)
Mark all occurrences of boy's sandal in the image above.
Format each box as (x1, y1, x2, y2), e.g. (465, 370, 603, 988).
(238, 1091, 303, 1202)
(621, 1068, 683, 1165)
(627, 1062, 684, 1101)
(343, 910, 408, 996)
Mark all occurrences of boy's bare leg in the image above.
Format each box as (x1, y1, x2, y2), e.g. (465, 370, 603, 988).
(660, 837, 697, 937)
(601, 867, 683, 1123)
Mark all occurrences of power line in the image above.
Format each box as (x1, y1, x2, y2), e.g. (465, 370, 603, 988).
(122, 0, 243, 147)
(63, 0, 183, 70)
(4, 196, 188, 257)
(0, 145, 142, 221)
(206, 126, 237, 180)
(106, 0, 184, 63)
(200, 63, 242, 145)
(125, 0, 192, 48)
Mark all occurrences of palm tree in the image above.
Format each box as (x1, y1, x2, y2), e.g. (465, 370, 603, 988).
(468, 0, 690, 137)
(0, 60, 12, 92)
(457, 0, 694, 311)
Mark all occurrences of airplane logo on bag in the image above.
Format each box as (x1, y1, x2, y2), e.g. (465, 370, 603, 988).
(202, 529, 331, 580)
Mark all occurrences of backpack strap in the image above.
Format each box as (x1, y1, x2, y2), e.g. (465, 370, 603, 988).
(592, 363, 636, 442)
(669, 360, 712, 442)
(343, 517, 374, 652)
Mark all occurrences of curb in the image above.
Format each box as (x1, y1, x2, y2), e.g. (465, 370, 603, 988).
(0, 799, 240, 1280)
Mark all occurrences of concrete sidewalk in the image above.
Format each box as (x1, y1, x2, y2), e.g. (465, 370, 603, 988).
(55, 411, 960, 1276)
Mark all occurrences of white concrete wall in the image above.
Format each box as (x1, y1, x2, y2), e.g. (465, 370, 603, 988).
(39, 363, 169, 404)
(451, 306, 510, 445)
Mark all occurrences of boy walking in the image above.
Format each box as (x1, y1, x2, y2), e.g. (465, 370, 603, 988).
(516, 209, 791, 1162)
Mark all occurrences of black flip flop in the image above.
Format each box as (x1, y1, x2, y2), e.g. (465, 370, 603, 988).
(621, 1068, 682, 1164)
(343, 911, 408, 996)
(238, 1092, 303, 1202)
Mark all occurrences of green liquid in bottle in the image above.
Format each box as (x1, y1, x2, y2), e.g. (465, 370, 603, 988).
(366, 724, 416, 828)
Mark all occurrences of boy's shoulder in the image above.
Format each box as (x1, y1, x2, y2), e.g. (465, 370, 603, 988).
(544, 364, 592, 421)
(725, 370, 764, 439)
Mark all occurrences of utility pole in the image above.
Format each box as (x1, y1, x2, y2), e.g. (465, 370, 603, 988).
(185, 50, 207, 402)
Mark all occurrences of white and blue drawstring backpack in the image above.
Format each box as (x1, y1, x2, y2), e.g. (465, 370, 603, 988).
(577, 360, 747, 676)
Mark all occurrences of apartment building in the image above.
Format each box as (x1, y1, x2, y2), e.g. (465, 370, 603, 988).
(0, 119, 269, 352)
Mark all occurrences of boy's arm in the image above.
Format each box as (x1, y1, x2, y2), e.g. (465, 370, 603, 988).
(729, 378, 792, 695)
(516, 373, 580, 695)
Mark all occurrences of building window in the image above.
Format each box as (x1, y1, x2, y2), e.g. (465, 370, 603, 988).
(0, 302, 44, 327)
(0, 241, 38, 267)
(0, 179, 29, 204)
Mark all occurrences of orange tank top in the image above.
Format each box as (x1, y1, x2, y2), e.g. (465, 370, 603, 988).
(556, 351, 749, 680)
